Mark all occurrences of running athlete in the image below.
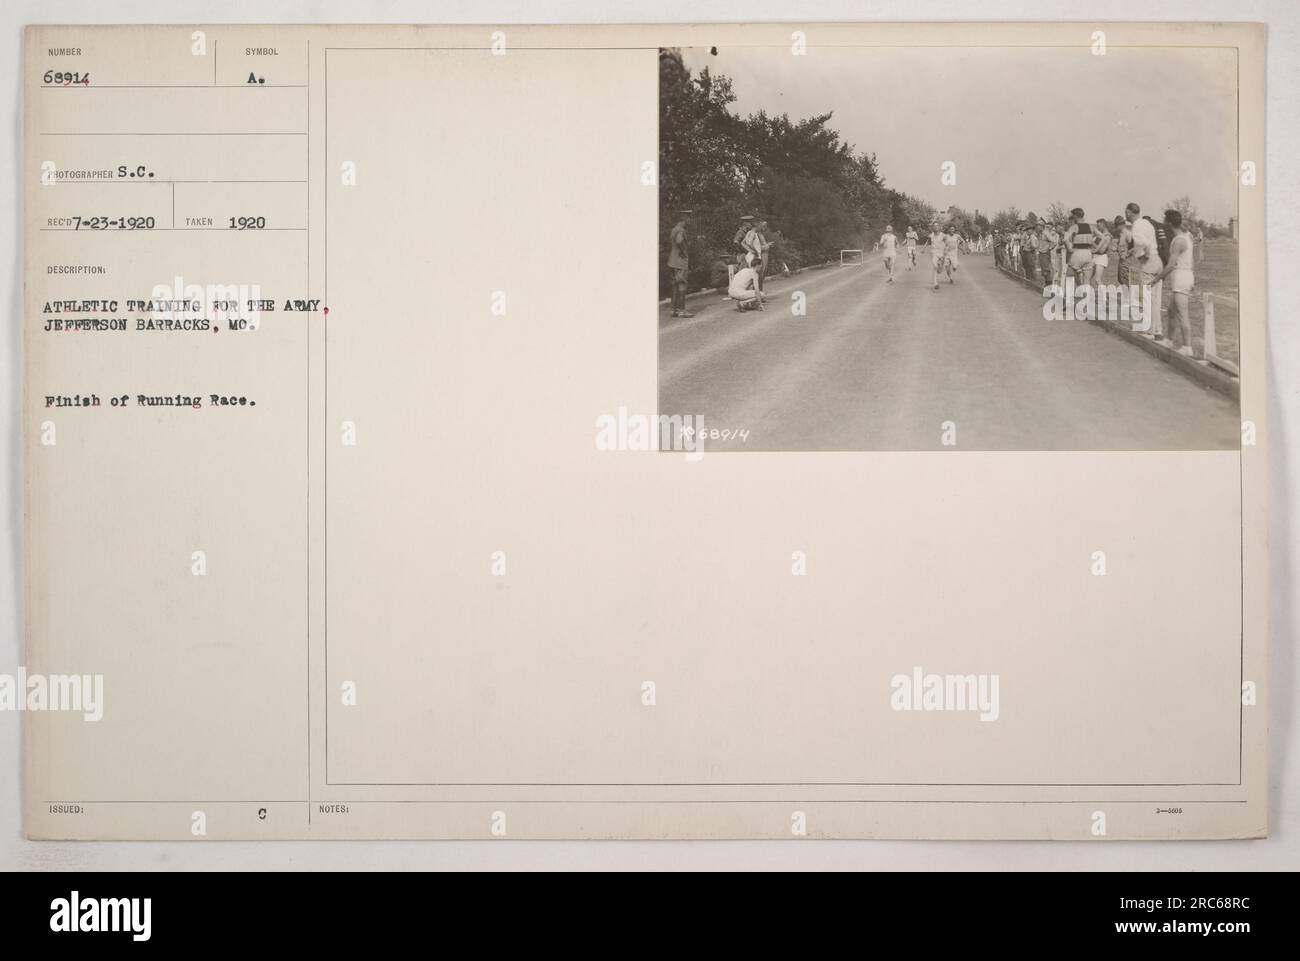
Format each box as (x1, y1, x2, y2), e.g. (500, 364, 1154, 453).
(904, 226, 919, 269)
(925, 223, 947, 290)
(880, 225, 899, 283)
(943, 229, 961, 283)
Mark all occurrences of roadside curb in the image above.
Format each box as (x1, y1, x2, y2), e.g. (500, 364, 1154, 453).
(993, 263, 1240, 402)
(996, 262, 1047, 295)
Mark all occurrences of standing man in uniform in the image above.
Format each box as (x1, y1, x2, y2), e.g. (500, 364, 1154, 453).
(1019, 222, 1037, 279)
(1033, 222, 1051, 288)
(736, 215, 760, 266)
(1114, 215, 1133, 288)
(668, 209, 693, 319)
(733, 214, 753, 254)
(755, 219, 772, 293)
(1045, 220, 1066, 288)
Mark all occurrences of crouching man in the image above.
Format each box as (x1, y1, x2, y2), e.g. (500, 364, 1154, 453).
(728, 255, 765, 311)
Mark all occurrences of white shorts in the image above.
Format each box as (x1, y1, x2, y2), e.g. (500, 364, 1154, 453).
(1093, 253, 1109, 268)
(1168, 267, 1195, 295)
(883, 252, 896, 264)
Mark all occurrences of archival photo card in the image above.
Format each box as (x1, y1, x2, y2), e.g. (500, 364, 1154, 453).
(21, 21, 1267, 841)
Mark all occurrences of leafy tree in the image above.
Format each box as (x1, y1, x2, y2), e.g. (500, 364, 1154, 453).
(659, 50, 747, 211)
(901, 195, 938, 231)
(990, 207, 1021, 232)
(743, 110, 856, 187)
(657, 52, 940, 292)
(1163, 195, 1202, 230)
(761, 168, 863, 265)
(942, 205, 983, 238)
(841, 154, 895, 229)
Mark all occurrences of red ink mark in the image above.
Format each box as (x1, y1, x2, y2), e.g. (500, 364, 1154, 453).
(323, 307, 329, 316)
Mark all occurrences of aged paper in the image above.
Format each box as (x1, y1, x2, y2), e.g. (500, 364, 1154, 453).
(23, 22, 1267, 839)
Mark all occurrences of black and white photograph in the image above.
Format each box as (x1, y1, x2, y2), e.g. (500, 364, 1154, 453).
(659, 44, 1242, 450)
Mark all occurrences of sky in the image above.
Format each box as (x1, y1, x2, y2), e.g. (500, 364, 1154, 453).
(681, 44, 1238, 226)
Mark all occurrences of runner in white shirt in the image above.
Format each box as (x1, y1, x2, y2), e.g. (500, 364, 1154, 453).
(880, 225, 899, 283)
(925, 224, 947, 291)
(944, 230, 961, 283)
(904, 227, 919, 269)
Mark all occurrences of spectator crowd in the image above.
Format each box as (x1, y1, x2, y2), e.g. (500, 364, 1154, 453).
(992, 204, 1205, 357)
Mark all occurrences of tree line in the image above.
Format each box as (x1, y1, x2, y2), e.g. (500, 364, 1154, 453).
(659, 48, 1224, 296)
(987, 196, 1227, 238)
(659, 48, 939, 293)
